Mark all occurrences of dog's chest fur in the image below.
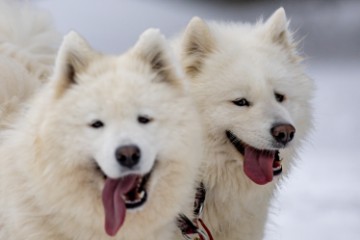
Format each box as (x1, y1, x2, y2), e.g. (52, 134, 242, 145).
(200, 140, 276, 240)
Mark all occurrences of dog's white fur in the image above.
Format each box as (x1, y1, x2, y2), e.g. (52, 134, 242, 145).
(0, 0, 60, 133)
(175, 8, 314, 239)
(0, 27, 203, 239)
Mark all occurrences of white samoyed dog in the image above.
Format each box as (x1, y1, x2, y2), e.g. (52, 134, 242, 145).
(175, 7, 314, 240)
(0, 28, 203, 239)
(0, 0, 60, 133)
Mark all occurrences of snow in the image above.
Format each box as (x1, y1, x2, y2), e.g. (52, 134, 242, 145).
(33, 0, 360, 239)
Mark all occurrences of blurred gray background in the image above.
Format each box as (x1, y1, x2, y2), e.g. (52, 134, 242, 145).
(34, 0, 360, 239)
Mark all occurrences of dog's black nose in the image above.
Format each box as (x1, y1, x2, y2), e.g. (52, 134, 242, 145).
(115, 145, 141, 168)
(271, 124, 296, 145)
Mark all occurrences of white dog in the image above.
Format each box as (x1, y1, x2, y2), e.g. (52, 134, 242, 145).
(0, 28, 203, 239)
(0, 0, 60, 133)
(175, 8, 314, 239)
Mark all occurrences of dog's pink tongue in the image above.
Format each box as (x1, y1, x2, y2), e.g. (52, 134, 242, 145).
(102, 176, 137, 236)
(243, 146, 274, 185)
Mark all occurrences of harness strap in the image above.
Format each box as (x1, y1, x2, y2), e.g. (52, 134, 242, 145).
(198, 218, 213, 240)
(177, 214, 213, 240)
(177, 182, 214, 240)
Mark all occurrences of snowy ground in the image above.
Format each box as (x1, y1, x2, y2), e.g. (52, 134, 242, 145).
(34, 0, 360, 239)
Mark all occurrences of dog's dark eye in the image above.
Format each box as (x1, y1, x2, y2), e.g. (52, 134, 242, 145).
(138, 115, 153, 125)
(232, 98, 250, 107)
(89, 120, 104, 129)
(275, 92, 285, 103)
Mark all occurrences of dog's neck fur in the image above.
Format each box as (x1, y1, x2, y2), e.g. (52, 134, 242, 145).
(198, 130, 277, 240)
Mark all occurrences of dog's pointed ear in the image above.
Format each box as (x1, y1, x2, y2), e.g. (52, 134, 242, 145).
(264, 7, 302, 61)
(264, 7, 291, 47)
(132, 28, 182, 86)
(181, 17, 214, 77)
(52, 31, 96, 97)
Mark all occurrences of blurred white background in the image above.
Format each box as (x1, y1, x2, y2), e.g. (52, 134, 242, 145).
(33, 0, 360, 239)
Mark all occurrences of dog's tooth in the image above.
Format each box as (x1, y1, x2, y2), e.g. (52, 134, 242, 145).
(139, 190, 145, 199)
(273, 166, 281, 171)
(273, 163, 282, 171)
(121, 195, 127, 201)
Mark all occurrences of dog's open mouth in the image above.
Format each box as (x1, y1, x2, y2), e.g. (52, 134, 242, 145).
(121, 174, 150, 209)
(97, 165, 153, 236)
(226, 130, 282, 185)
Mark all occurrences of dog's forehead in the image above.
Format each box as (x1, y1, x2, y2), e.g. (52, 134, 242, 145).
(80, 58, 152, 88)
(74, 72, 171, 113)
(69, 54, 182, 119)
